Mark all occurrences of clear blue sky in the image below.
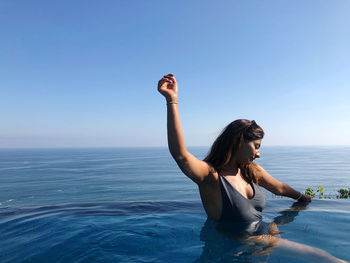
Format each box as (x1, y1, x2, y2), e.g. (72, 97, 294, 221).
(1, 1, 349, 148)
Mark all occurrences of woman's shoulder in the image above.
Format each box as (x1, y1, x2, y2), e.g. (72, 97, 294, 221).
(248, 162, 266, 184)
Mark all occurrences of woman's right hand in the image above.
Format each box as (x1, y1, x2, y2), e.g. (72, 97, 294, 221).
(157, 73, 178, 102)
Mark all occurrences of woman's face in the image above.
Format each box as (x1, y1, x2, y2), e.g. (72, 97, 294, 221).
(237, 139, 262, 164)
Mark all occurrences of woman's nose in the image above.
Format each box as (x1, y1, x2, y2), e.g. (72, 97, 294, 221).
(255, 152, 261, 158)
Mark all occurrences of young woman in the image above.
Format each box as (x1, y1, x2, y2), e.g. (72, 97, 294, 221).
(158, 73, 347, 263)
(158, 73, 311, 223)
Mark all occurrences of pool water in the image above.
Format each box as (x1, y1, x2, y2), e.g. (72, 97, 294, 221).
(0, 147, 349, 262)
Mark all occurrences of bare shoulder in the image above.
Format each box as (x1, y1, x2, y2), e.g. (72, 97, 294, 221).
(251, 162, 265, 171)
(249, 162, 267, 184)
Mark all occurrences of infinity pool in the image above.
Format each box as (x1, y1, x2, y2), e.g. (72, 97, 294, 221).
(0, 147, 349, 262)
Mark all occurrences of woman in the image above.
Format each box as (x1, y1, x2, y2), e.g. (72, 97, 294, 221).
(158, 73, 311, 223)
(157, 74, 348, 263)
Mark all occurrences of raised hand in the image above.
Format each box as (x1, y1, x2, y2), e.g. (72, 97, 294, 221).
(157, 73, 178, 102)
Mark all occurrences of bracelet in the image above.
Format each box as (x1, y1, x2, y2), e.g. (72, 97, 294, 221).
(296, 192, 303, 201)
(167, 101, 178, 105)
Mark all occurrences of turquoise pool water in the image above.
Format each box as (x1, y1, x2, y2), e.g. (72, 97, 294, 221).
(0, 147, 349, 262)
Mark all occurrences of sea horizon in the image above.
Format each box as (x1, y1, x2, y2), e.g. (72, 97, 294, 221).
(1, 145, 350, 150)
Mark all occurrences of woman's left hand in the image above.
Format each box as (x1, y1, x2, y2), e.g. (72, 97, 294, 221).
(298, 194, 312, 202)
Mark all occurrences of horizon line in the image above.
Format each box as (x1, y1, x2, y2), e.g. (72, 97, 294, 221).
(1, 145, 350, 150)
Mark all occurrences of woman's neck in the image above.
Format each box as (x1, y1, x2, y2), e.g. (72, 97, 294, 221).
(220, 163, 240, 176)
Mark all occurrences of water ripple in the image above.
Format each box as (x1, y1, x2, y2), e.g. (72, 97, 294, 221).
(0, 200, 203, 220)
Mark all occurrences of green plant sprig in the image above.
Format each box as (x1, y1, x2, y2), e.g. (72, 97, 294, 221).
(304, 186, 350, 199)
(337, 188, 350, 199)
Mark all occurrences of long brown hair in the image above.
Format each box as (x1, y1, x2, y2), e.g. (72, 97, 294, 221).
(203, 119, 264, 183)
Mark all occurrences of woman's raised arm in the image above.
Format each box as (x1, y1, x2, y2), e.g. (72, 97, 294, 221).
(158, 74, 211, 185)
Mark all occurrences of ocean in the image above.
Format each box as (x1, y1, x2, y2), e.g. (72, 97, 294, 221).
(0, 147, 349, 262)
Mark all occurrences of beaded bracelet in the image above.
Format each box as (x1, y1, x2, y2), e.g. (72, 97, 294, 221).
(167, 101, 178, 105)
(296, 192, 303, 201)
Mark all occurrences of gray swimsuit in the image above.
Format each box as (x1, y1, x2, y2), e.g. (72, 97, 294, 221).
(219, 175, 266, 223)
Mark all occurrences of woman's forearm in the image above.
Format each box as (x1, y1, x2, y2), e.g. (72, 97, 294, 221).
(157, 74, 188, 159)
(281, 183, 301, 199)
(281, 183, 311, 202)
(166, 102, 188, 159)
(158, 74, 210, 185)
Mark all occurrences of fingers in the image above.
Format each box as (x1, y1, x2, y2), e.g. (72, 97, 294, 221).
(158, 78, 172, 86)
(158, 73, 177, 93)
(158, 79, 172, 91)
(163, 74, 175, 81)
(298, 194, 312, 203)
(159, 74, 175, 86)
(163, 73, 176, 81)
(163, 77, 173, 83)
(158, 79, 169, 89)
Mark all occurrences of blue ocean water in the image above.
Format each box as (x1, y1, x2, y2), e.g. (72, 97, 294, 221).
(0, 147, 349, 262)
